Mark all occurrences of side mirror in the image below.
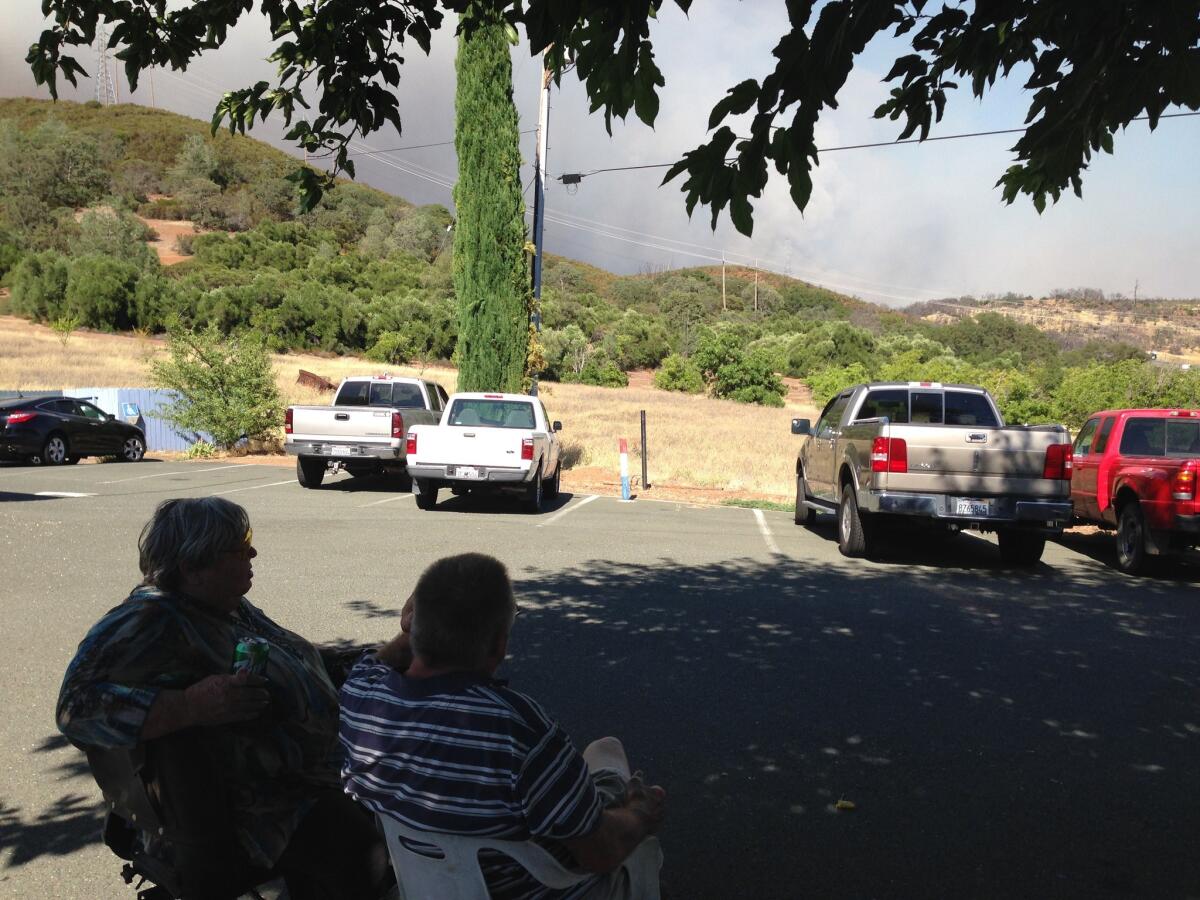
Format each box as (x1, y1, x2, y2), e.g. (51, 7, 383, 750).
(552, 421, 562, 432)
(791, 418, 811, 436)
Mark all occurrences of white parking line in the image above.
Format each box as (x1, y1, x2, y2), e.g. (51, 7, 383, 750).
(537, 494, 599, 527)
(210, 479, 296, 496)
(33, 491, 97, 498)
(358, 494, 415, 508)
(753, 508, 782, 555)
(99, 464, 245, 484)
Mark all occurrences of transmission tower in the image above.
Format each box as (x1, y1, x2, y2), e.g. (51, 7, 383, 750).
(94, 24, 116, 105)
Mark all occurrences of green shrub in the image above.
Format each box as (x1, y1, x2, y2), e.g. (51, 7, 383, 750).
(654, 354, 705, 393)
(806, 363, 871, 406)
(151, 324, 283, 448)
(576, 358, 628, 387)
(9, 250, 69, 321)
(65, 255, 141, 330)
(713, 350, 786, 406)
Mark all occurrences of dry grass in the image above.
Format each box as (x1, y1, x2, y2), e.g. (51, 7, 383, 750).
(0, 315, 816, 497)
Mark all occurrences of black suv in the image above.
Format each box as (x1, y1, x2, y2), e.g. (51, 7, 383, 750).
(0, 396, 146, 465)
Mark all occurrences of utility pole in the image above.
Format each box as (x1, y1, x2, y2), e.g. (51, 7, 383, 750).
(94, 24, 116, 106)
(721, 254, 726, 311)
(529, 52, 551, 397)
(1134, 279, 1139, 302)
(753, 258, 759, 312)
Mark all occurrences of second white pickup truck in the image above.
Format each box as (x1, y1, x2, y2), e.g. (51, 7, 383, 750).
(405, 392, 563, 512)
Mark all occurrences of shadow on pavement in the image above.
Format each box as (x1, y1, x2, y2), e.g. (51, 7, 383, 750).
(500, 552, 1200, 900)
(1056, 530, 1200, 584)
(429, 491, 574, 516)
(2, 736, 104, 869)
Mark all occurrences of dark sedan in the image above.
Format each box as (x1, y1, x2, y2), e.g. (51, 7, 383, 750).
(0, 397, 146, 465)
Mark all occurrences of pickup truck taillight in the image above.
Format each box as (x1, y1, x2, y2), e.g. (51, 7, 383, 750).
(284, 408, 293, 435)
(1043, 443, 1073, 480)
(1173, 461, 1198, 500)
(870, 437, 907, 473)
(391, 412, 404, 439)
(406, 432, 417, 455)
(521, 438, 534, 461)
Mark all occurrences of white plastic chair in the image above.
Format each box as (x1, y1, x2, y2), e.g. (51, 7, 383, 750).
(378, 815, 591, 900)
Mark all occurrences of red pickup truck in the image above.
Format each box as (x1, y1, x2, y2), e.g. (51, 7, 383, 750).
(1070, 408, 1200, 573)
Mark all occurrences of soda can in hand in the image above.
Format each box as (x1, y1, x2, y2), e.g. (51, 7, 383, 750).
(233, 638, 270, 676)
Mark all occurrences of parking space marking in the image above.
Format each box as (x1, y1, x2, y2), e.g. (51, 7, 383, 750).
(753, 508, 782, 555)
(358, 494, 414, 508)
(537, 494, 599, 527)
(210, 479, 296, 496)
(98, 464, 244, 484)
(34, 491, 97, 498)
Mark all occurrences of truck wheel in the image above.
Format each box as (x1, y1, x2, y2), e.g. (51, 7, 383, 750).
(297, 456, 326, 488)
(1116, 501, 1150, 575)
(414, 479, 439, 510)
(795, 473, 816, 527)
(523, 465, 544, 513)
(997, 530, 1046, 566)
(545, 463, 561, 501)
(838, 484, 870, 558)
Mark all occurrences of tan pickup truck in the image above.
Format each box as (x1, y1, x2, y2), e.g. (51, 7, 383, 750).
(791, 382, 1073, 564)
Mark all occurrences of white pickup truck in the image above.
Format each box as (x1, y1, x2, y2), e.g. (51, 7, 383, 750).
(405, 392, 563, 512)
(284, 375, 449, 488)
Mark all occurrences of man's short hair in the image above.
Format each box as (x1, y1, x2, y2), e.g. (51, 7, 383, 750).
(139, 497, 250, 591)
(410, 553, 515, 670)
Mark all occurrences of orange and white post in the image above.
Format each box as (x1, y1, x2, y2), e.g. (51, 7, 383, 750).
(618, 438, 631, 501)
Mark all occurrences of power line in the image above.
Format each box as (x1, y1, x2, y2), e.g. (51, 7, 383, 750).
(346, 130, 538, 157)
(558, 111, 1200, 182)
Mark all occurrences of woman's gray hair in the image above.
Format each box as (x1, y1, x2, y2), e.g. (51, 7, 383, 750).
(410, 553, 515, 670)
(138, 497, 251, 590)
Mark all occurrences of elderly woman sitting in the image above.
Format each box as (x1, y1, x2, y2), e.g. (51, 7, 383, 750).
(57, 497, 392, 900)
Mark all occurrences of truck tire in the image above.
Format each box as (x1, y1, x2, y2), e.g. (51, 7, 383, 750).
(795, 473, 816, 527)
(838, 483, 870, 558)
(997, 530, 1046, 566)
(296, 456, 326, 488)
(1116, 501, 1150, 575)
(414, 479, 439, 510)
(545, 463, 561, 501)
(522, 465, 544, 513)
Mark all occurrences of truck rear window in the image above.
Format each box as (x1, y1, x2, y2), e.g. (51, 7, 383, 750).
(1120, 419, 1162, 455)
(447, 400, 536, 429)
(335, 381, 426, 408)
(1167, 420, 1200, 456)
(944, 391, 998, 427)
(856, 389, 908, 423)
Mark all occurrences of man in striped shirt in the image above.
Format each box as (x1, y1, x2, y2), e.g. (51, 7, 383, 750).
(339, 553, 666, 900)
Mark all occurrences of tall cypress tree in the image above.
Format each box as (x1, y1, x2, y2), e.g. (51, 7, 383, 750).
(453, 8, 530, 393)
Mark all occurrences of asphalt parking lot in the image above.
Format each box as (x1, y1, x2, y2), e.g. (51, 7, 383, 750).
(3, 459, 1200, 899)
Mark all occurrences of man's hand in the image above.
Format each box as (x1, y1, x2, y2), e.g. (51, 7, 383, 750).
(183, 671, 270, 726)
(623, 775, 667, 834)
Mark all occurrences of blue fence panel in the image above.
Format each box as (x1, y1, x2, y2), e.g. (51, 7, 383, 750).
(70, 387, 210, 452)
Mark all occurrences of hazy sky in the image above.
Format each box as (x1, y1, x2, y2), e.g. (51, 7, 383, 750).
(3, 3, 1198, 305)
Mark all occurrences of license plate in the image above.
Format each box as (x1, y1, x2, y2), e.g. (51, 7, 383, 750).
(954, 499, 991, 517)
(329, 445, 353, 456)
(456, 466, 483, 480)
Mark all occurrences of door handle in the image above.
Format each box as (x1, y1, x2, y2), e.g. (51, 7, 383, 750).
(334, 413, 349, 421)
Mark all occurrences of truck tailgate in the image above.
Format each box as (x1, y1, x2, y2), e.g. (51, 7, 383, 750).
(882, 424, 1068, 497)
(410, 426, 531, 471)
(291, 406, 395, 441)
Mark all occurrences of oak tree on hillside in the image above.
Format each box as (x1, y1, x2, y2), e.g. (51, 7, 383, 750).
(29, 1, 1200, 233)
(452, 6, 531, 393)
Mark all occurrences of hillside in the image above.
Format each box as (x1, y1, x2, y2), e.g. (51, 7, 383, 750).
(909, 296, 1200, 366)
(1, 98, 1197, 438)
